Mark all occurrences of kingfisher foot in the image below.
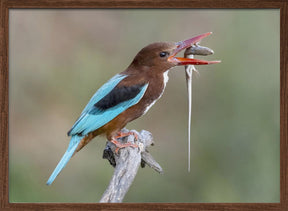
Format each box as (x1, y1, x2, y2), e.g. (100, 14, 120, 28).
(114, 131, 139, 141)
(110, 139, 139, 154)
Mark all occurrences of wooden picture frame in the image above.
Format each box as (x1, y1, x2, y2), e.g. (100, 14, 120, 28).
(1, 0, 287, 210)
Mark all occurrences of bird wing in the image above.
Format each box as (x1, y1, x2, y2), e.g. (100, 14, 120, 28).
(80, 74, 127, 114)
(68, 75, 148, 136)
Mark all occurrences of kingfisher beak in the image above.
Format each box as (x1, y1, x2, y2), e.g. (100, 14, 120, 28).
(168, 32, 221, 65)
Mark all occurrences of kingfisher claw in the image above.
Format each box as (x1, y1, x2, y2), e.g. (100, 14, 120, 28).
(114, 131, 139, 140)
(110, 139, 139, 154)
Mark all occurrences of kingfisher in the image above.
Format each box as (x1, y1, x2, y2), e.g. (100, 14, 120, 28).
(47, 32, 220, 185)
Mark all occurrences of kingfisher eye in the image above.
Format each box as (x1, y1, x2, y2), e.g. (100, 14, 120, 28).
(159, 52, 169, 57)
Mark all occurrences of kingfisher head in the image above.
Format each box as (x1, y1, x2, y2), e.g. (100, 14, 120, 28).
(129, 32, 220, 73)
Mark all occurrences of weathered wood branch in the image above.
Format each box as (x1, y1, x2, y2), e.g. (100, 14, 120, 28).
(100, 128, 163, 203)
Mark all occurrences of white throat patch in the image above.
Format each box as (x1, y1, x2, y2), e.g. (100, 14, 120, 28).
(163, 70, 169, 87)
(143, 71, 169, 115)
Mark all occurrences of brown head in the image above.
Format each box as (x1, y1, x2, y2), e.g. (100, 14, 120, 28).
(128, 32, 220, 74)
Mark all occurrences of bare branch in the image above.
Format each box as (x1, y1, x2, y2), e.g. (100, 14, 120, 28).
(100, 128, 162, 203)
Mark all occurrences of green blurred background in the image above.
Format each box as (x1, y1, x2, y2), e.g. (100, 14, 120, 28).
(9, 9, 279, 202)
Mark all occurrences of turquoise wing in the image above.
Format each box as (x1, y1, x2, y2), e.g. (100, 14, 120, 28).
(68, 76, 148, 136)
(81, 74, 127, 114)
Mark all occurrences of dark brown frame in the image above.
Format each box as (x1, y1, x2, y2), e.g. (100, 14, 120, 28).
(1, 0, 287, 210)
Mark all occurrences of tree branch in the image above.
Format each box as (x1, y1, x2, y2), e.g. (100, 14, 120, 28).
(100, 128, 162, 203)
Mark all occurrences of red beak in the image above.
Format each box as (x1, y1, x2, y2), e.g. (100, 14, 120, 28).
(168, 32, 221, 65)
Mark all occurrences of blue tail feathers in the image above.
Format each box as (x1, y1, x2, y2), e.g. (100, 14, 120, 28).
(46, 135, 82, 185)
